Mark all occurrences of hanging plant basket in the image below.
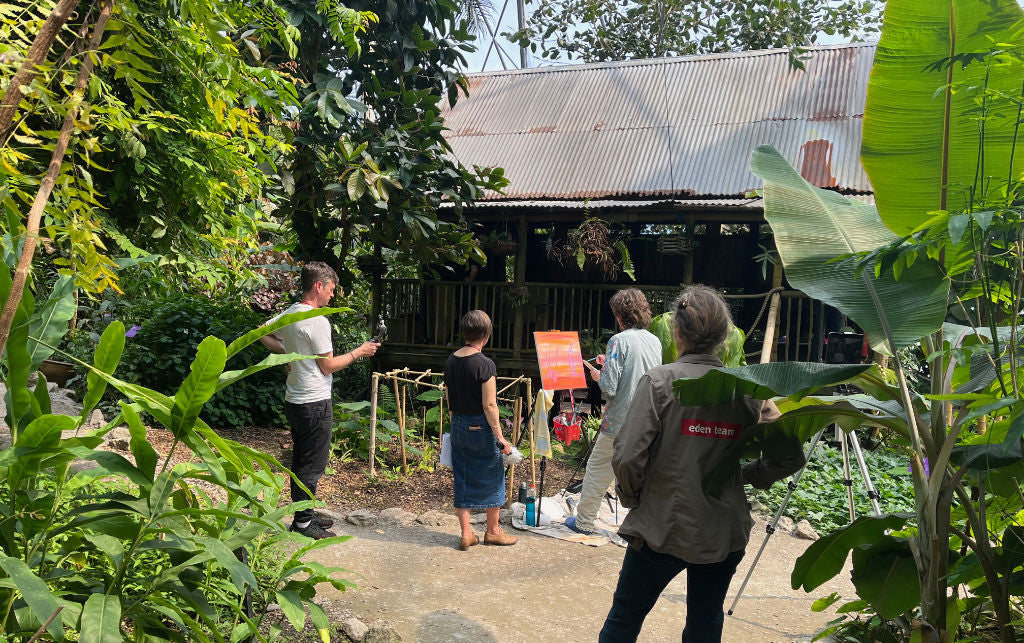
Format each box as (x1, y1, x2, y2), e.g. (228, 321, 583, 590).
(481, 238, 519, 255)
(355, 255, 388, 275)
(657, 235, 695, 255)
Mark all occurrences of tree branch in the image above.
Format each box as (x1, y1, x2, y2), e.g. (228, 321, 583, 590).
(0, 0, 113, 358)
(0, 0, 83, 145)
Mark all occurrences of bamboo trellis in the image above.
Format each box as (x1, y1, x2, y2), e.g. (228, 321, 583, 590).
(368, 369, 533, 490)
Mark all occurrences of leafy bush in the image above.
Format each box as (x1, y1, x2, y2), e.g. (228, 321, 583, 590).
(113, 295, 284, 428)
(749, 441, 916, 534)
(0, 268, 352, 642)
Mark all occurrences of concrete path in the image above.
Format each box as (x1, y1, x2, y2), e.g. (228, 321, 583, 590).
(310, 514, 854, 642)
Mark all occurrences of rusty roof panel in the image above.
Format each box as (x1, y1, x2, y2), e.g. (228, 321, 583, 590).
(443, 43, 876, 200)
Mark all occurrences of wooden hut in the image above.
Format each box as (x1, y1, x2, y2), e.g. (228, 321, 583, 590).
(374, 43, 876, 375)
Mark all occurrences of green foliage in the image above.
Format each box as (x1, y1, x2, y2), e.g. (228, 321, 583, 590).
(509, 0, 882, 63)
(648, 312, 747, 366)
(0, 270, 352, 641)
(750, 443, 916, 535)
(861, 0, 1024, 236)
(751, 144, 950, 354)
(113, 295, 286, 429)
(735, 3, 1024, 638)
(274, 0, 507, 282)
(1, 0, 303, 294)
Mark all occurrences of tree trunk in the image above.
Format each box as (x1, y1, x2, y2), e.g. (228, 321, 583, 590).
(0, 0, 82, 146)
(0, 0, 113, 358)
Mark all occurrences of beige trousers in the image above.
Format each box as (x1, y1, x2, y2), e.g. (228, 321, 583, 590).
(574, 432, 617, 531)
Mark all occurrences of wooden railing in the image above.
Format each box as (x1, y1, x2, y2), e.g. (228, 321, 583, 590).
(380, 280, 830, 363)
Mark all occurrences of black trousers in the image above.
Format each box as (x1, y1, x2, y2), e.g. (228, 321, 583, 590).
(285, 399, 333, 522)
(599, 544, 745, 643)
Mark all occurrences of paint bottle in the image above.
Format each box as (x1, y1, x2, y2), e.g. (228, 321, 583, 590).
(525, 484, 536, 526)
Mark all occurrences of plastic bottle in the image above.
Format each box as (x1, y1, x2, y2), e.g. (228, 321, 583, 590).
(525, 484, 537, 526)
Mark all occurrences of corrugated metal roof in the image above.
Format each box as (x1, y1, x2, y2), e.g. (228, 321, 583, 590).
(443, 43, 875, 201)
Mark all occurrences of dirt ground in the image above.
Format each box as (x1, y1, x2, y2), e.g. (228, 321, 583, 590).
(307, 510, 854, 643)
(144, 426, 856, 642)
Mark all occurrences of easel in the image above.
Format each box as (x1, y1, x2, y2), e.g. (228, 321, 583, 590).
(367, 369, 532, 482)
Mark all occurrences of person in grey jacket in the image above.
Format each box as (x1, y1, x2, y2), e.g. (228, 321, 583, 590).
(599, 284, 805, 643)
(565, 288, 662, 535)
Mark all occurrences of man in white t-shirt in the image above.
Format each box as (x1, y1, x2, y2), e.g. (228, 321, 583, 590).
(261, 262, 379, 539)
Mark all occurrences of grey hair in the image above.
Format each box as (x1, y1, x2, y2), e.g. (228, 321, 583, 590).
(673, 285, 732, 355)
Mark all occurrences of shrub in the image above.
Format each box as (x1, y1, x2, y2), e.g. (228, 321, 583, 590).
(116, 294, 285, 428)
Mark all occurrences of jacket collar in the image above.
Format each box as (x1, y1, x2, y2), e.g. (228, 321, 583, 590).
(673, 353, 724, 367)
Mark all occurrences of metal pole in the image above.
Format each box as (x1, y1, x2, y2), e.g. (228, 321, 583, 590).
(838, 424, 856, 523)
(727, 429, 825, 617)
(516, 0, 528, 68)
(848, 432, 882, 516)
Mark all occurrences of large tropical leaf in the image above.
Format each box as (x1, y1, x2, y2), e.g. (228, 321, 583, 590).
(851, 536, 922, 618)
(27, 275, 76, 371)
(224, 306, 349, 359)
(862, 0, 1024, 235)
(751, 145, 949, 353)
(792, 513, 909, 592)
(169, 336, 227, 438)
(0, 555, 64, 640)
(673, 361, 874, 405)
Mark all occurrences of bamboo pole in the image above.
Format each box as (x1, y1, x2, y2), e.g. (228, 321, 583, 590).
(438, 385, 445, 450)
(393, 377, 408, 475)
(507, 393, 522, 507)
(420, 406, 426, 441)
(759, 262, 785, 364)
(368, 373, 379, 476)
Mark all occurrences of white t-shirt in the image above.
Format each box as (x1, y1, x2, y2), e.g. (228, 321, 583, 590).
(265, 303, 333, 404)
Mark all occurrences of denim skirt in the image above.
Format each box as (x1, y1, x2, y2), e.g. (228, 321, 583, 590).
(450, 413, 505, 509)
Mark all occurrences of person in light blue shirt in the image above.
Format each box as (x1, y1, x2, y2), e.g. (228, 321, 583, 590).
(566, 288, 662, 534)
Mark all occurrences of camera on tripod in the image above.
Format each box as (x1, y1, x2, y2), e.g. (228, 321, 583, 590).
(823, 331, 866, 365)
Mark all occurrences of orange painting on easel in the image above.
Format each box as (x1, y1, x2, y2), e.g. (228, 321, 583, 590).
(534, 331, 587, 391)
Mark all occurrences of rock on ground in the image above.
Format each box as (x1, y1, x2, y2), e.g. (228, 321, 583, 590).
(379, 507, 416, 526)
(415, 510, 457, 527)
(364, 620, 401, 643)
(340, 617, 369, 642)
(795, 519, 819, 540)
(345, 509, 377, 527)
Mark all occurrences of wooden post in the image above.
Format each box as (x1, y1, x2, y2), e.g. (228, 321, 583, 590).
(438, 385, 445, 450)
(512, 214, 528, 360)
(759, 261, 785, 364)
(393, 377, 408, 475)
(507, 391, 522, 508)
(368, 373, 379, 476)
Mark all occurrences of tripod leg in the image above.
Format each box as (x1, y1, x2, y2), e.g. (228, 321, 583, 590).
(838, 425, 856, 524)
(727, 428, 825, 616)
(848, 431, 882, 515)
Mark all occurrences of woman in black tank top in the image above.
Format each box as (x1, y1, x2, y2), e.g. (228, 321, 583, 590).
(443, 310, 517, 550)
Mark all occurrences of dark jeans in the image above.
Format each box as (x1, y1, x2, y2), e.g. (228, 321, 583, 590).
(599, 543, 745, 643)
(285, 399, 333, 522)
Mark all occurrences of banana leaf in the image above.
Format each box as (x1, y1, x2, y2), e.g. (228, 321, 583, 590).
(862, 0, 1024, 236)
(751, 145, 949, 354)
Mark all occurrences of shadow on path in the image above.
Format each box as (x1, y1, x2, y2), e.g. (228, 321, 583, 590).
(417, 609, 499, 642)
